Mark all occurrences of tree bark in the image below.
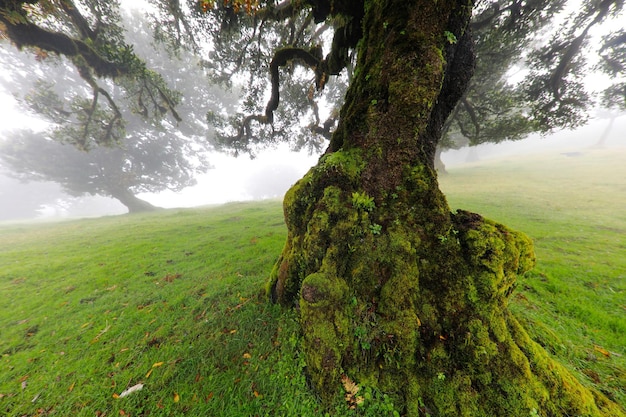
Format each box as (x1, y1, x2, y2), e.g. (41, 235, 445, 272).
(268, 1, 624, 415)
(110, 188, 159, 214)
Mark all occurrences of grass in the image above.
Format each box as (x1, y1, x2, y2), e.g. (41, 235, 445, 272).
(440, 147, 626, 407)
(1, 147, 625, 416)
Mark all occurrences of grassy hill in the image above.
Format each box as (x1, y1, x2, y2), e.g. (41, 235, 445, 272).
(1, 148, 624, 416)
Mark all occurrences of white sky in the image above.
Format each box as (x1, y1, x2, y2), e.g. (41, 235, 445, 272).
(137, 144, 319, 208)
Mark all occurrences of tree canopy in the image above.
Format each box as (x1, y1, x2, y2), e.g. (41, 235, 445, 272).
(1, 1, 624, 154)
(146, 0, 625, 154)
(1, 0, 183, 149)
(0, 7, 230, 212)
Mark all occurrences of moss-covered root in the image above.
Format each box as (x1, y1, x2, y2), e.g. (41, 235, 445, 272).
(298, 271, 352, 399)
(292, 209, 625, 416)
(413, 312, 625, 417)
(415, 211, 626, 417)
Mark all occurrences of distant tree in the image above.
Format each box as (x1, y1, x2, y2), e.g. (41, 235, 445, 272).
(0, 0, 184, 149)
(2, 1, 625, 415)
(0, 9, 227, 213)
(1, 128, 193, 212)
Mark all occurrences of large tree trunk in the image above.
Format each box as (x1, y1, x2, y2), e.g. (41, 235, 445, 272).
(110, 188, 159, 214)
(268, 1, 624, 415)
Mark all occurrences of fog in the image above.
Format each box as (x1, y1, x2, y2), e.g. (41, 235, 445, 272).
(1, 113, 623, 223)
(0, 1, 624, 223)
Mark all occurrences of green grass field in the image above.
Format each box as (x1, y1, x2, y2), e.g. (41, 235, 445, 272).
(1, 148, 624, 416)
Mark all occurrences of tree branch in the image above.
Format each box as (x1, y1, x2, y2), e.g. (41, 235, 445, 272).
(58, 0, 97, 40)
(549, 0, 615, 100)
(461, 97, 481, 140)
(1, 17, 126, 78)
(265, 46, 323, 123)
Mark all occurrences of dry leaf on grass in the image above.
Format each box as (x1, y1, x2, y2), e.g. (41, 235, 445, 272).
(116, 383, 144, 398)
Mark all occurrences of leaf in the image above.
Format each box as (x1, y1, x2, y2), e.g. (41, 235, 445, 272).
(90, 321, 111, 344)
(341, 374, 359, 396)
(594, 345, 611, 357)
(242, 353, 252, 359)
(163, 273, 182, 283)
(173, 392, 180, 403)
(68, 382, 76, 392)
(152, 362, 164, 368)
(117, 383, 144, 398)
(341, 375, 361, 409)
(145, 369, 153, 379)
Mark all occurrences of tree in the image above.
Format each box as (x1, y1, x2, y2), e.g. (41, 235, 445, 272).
(0, 9, 225, 213)
(195, 1, 626, 414)
(1, 128, 189, 212)
(0, 0, 182, 149)
(2, 0, 625, 415)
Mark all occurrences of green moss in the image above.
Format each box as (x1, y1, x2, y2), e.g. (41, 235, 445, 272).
(267, 0, 625, 413)
(299, 271, 352, 399)
(319, 148, 365, 184)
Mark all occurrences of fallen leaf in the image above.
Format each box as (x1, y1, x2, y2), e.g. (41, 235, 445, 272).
(229, 329, 237, 334)
(163, 273, 182, 283)
(145, 369, 153, 379)
(583, 369, 602, 383)
(243, 353, 252, 359)
(253, 390, 261, 398)
(173, 392, 180, 402)
(68, 382, 75, 392)
(341, 374, 359, 396)
(341, 375, 361, 409)
(117, 383, 144, 398)
(152, 362, 164, 368)
(90, 321, 111, 344)
(594, 345, 611, 357)
(206, 392, 214, 402)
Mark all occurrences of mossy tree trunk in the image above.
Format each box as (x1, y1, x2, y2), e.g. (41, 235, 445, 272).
(268, 1, 624, 415)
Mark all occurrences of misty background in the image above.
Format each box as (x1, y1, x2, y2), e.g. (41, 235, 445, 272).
(1, 113, 623, 222)
(0, 2, 624, 223)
